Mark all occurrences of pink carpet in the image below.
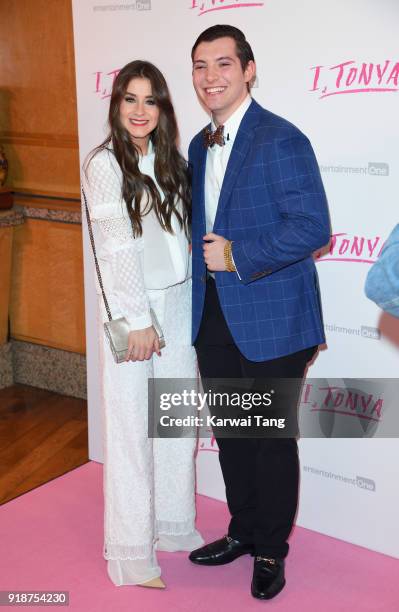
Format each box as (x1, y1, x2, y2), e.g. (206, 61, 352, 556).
(1, 462, 398, 611)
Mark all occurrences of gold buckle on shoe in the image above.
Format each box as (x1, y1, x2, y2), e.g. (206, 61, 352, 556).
(255, 556, 276, 564)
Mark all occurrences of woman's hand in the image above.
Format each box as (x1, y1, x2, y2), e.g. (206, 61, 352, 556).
(125, 326, 161, 362)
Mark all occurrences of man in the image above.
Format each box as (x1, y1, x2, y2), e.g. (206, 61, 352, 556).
(188, 25, 330, 600)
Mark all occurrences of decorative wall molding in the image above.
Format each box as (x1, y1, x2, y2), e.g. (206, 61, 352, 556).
(0, 207, 24, 228)
(0, 342, 13, 390)
(16, 204, 81, 225)
(12, 340, 87, 399)
(0, 131, 78, 149)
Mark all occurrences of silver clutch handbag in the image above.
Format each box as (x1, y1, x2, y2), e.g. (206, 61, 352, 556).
(104, 310, 165, 364)
(82, 188, 166, 364)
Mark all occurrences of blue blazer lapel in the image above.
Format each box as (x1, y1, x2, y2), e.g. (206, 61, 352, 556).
(214, 101, 261, 230)
(195, 130, 208, 234)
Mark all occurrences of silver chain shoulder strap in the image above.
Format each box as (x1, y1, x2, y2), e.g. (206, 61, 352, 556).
(81, 187, 112, 322)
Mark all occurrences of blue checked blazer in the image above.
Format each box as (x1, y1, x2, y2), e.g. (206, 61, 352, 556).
(189, 99, 330, 362)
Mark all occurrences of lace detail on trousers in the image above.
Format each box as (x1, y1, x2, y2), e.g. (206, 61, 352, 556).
(104, 542, 156, 561)
(156, 518, 199, 536)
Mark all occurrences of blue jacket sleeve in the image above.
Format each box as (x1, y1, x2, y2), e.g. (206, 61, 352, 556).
(232, 134, 331, 284)
(365, 224, 399, 318)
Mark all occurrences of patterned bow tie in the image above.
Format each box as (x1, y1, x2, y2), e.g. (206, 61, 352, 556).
(203, 124, 225, 148)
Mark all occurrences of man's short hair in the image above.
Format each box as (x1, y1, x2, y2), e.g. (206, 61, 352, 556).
(191, 24, 255, 72)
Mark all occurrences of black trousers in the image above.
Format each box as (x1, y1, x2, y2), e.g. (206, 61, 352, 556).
(195, 278, 316, 559)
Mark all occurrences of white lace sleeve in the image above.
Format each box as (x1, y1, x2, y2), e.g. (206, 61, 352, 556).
(82, 150, 152, 331)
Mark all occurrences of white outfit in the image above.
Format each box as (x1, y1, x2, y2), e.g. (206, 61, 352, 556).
(82, 144, 203, 586)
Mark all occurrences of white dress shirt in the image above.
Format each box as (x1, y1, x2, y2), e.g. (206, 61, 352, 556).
(139, 140, 190, 288)
(204, 95, 251, 278)
(204, 95, 252, 235)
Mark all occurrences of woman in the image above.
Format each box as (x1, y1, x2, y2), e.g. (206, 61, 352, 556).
(82, 60, 203, 588)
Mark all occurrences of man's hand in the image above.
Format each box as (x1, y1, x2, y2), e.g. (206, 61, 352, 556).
(203, 233, 228, 271)
(125, 326, 161, 362)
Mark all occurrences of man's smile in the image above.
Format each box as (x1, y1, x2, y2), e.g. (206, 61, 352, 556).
(204, 86, 227, 95)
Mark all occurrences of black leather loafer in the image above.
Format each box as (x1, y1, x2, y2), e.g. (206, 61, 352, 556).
(251, 557, 286, 600)
(189, 535, 254, 565)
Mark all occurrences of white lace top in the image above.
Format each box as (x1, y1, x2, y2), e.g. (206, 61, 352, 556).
(82, 144, 191, 331)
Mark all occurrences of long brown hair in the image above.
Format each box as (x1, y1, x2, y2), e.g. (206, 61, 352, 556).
(87, 60, 190, 237)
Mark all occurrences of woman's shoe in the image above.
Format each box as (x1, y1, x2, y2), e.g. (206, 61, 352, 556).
(138, 577, 166, 589)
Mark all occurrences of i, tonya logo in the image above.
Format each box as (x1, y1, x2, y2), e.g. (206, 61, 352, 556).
(317, 233, 385, 265)
(310, 60, 399, 99)
(94, 69, 120, 99)
(302, 384, 383, 425)
(190, 0, 264, 17)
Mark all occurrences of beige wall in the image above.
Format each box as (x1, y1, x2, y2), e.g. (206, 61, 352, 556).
(10, 200, 85, 355)
(0, 0, 80, 198)
(0, 1, 85, 355)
